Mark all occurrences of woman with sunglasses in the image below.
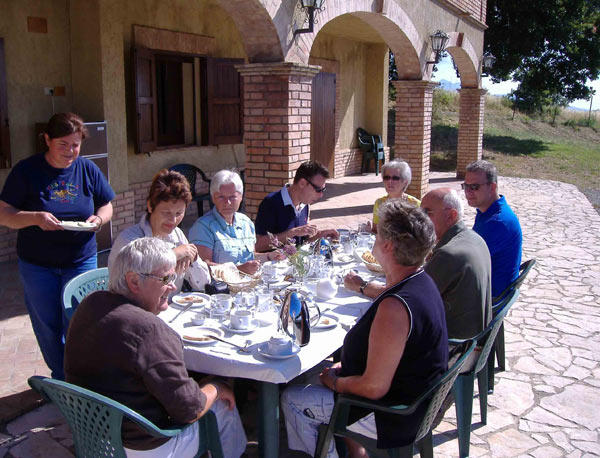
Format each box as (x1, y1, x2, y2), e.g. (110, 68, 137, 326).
(370, 159, 420, 233)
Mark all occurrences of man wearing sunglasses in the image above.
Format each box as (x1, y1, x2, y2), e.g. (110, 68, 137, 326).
(255, 161, 339, 251)
(463, 160, 522, 298)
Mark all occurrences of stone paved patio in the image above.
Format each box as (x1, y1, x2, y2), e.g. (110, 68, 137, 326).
(1, 172, 599, 457)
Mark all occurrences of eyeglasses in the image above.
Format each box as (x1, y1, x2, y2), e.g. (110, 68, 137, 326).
(139, 273, 177, 286)
(461, 182, 490, 191)
(423, 208, 452, 216)
(305, 177, 326, 193)
(383, 175, 403, 181)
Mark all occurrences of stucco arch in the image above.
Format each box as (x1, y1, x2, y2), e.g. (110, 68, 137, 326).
(446, 33, 480, 88)
(287, 0, 422, 80)
(215, 0, 283, 62)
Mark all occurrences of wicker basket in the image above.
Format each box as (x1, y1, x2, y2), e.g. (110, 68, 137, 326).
(212, 268, 261, 294)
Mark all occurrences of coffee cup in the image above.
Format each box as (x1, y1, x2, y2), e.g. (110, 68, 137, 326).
(267, 336, 293, 356)
(230, 309, 253, 330)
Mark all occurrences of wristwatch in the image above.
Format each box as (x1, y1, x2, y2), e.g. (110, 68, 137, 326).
(359, 280, 369, 295)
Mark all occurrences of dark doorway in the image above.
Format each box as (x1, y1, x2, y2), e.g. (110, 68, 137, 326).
(311, 72, 336, 169)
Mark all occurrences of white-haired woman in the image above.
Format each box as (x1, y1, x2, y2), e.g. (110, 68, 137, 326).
(189, 170, 280, 275)
(370, 159, 421, 233)
(65, 237, 247, 458)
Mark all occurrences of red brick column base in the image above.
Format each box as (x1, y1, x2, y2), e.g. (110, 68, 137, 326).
(392, 80, 437, 199)
(457, 88, 487, 178)
(236, 63, 321, 219)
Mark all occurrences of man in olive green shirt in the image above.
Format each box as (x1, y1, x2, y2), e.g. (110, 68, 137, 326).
(345, 187, 491, 340)
(420, 188, 492, 339)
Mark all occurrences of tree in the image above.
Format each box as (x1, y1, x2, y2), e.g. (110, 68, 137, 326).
(486, 0, 600, 103)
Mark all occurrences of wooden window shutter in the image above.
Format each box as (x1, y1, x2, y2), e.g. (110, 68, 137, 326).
(132, 47, 157, 154)
(0, 38, 10, 168)
(202, 57, 244, 145)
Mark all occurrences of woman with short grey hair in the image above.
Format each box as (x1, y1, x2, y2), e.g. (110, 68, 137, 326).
(370, 159, 421, 233)
(189, 169, 281, 275)
(282, 200, 448, 457)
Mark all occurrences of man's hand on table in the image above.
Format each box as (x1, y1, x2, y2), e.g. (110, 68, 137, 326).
(238, 260, 261, 275)
(317, 228, 340, 241)
(289, 224, 319, 239)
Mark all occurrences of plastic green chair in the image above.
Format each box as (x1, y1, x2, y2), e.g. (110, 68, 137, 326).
(28, 376, 224, 458)
(450, 288, 520, 458)
(357, 128, 385, 175)
(169, 164, 213, 217)
(62, 267, 109, 321)
(489, 259, 536, 381)
(314, 339, 477, 458)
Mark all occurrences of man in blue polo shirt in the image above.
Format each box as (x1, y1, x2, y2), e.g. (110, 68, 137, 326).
(255, 161, 338, 252)
(463, 160, 522, 298)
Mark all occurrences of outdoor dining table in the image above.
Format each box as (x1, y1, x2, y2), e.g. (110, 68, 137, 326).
(160, 261, 380, 458)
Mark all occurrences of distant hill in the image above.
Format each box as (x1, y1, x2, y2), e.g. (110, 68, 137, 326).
(436, 79, 461, 91)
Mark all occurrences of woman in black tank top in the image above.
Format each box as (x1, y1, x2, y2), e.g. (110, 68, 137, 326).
(281, 200, 449, 456)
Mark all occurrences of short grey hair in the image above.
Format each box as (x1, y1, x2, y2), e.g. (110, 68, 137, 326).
(466, 160, 497, 184)
(377, 199, 436, 266)
(210, 170, 243, 196)
(381, 159, 412, 191)
(441, 189, 464, 219)
(109, 237, 176, 297)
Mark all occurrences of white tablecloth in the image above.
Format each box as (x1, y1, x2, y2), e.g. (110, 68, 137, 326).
(160, 263, 377, 384)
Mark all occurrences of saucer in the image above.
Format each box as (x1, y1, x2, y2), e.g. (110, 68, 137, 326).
(171, 293, 211, 310)
(257, 342, 301, 360)
(222, 320, 259, 334)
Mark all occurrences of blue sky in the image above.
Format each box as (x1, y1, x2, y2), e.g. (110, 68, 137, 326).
(431, 55, 600, 111)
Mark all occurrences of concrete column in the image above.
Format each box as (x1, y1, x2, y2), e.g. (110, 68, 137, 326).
(457, 88, 487, 178)
(391, 80, 437, 199)
(236, 62, 320, 218)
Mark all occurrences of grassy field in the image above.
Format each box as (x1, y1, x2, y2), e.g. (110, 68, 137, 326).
(429, 90, 600, 209)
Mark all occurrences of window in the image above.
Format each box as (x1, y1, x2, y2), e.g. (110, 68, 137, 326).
(0, 38, 10, 168)
(133, 47, 243, 154)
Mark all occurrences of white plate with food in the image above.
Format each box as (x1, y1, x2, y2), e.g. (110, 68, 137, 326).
(60, 220, 98, 231)
(171, 292, 211, 310)
(256, 342, 301, 360)
(181, 326, 223, 346)
(355, 249, 384, 273)
(313, 314, 339, 330)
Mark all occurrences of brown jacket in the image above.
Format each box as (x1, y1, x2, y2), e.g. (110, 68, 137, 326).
(65, 290, 205, 450)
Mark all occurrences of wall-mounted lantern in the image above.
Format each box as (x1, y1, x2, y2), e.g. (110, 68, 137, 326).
(426, 30, 450, 66)
(294, 0, 326, 37)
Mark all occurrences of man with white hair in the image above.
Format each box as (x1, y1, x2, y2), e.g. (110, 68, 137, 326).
(420, 187, 492, 339)
(346, 187, 491, 340)
(65, 237, 247, 458)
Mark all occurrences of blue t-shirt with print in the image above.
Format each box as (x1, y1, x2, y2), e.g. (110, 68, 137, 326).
(188, 208, 256, 265)
(0, 153, 115, 268)
(473, 195, 522, 298)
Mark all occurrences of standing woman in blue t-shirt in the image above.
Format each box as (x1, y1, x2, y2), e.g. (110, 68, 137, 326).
(0, 113, 115, 380)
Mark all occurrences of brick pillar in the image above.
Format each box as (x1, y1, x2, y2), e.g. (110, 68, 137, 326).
(392, 80, 437, 199)
(457, 88, 487, 178)
(236, 62, 321, 218)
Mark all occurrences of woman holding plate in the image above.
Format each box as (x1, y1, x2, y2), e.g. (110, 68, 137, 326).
(0, 112, 115, 380)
